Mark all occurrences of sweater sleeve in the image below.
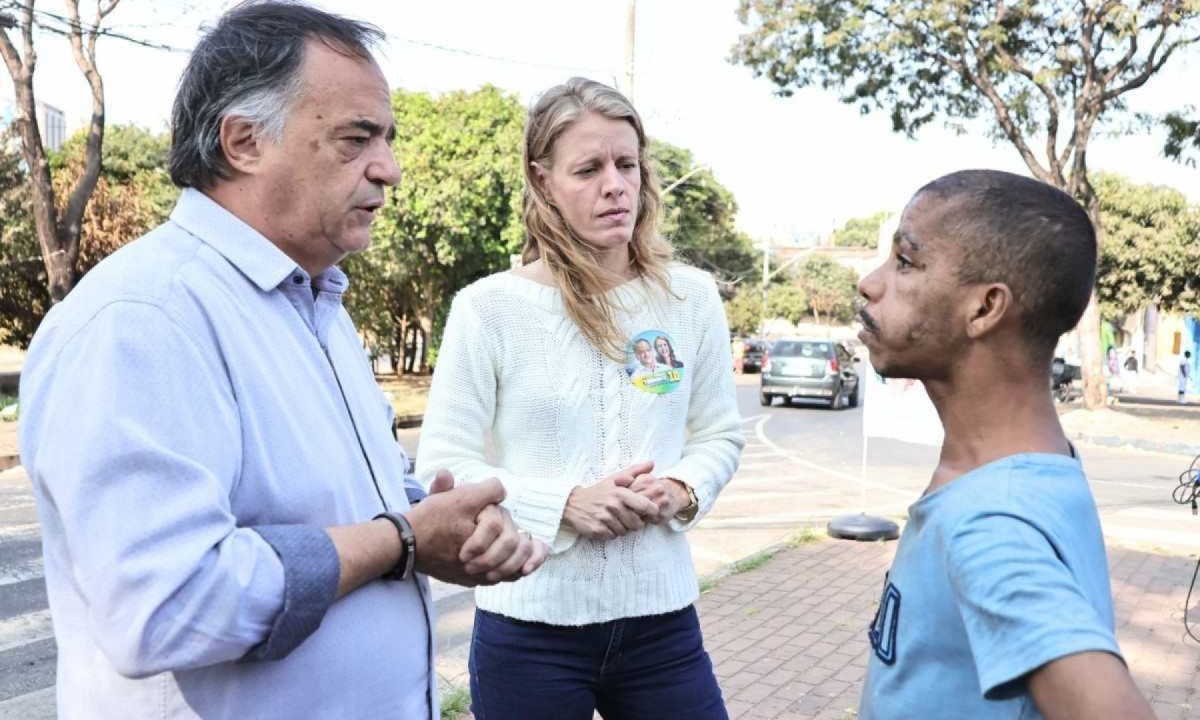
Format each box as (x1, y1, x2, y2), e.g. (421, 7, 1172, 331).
(416, 291, 577, 550)
(661, 275, 745, 531)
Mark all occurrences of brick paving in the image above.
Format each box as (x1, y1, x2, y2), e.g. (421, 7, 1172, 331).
(441, 538, 1200, 718)
(696, 538, 1200, 720)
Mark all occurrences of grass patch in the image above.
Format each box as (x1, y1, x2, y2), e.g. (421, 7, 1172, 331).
(0, 394, 17, 423)
(699, 578, 717, 594)
(376, 374, 432, 417)
(729, 550, 776, 576)
(787, 526, 824, 547)
(440, 684, 471, 719)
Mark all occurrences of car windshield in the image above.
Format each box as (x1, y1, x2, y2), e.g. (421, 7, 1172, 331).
(772, 341, 831, 358)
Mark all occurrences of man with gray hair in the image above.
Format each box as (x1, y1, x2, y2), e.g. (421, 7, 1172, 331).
(18, 2, 547, 718)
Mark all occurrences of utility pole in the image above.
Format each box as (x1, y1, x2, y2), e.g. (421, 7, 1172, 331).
(760, 239, 770, 336)
(623, 0, 636, 103)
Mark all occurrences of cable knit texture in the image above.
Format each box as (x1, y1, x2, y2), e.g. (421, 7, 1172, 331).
(416, 263, 744, 625)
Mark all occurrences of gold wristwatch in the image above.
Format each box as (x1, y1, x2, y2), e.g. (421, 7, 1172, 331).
(674, 481, 700, 523)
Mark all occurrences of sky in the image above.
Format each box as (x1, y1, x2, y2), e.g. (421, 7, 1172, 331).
(8, 0, 1200, 243)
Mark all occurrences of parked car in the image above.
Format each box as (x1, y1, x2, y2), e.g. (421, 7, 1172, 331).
(760, 338, 860, 409)
(740, 338, 767, 372)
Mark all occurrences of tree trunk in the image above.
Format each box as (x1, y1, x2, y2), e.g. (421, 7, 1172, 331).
(394, 315, 407, 376)
(1076, 294, 1107, 408)
(403, 324, 416, 374)
(415, 315, 432, 374)
(45, 221, 80, 304)
(1144, 303, 1159, 373)
(1079, 199, 1108, 409)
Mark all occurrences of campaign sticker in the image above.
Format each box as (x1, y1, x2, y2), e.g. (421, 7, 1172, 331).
(625, 330, 684, 395)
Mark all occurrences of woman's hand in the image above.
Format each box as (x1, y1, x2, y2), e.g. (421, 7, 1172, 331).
(562, 460, 660, 540)
(629, 474, 692, 523)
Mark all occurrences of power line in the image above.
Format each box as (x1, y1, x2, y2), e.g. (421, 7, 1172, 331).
(27, 6, 189, 53)
(3, 5, 614, 77)
(387, 33, 609, 76)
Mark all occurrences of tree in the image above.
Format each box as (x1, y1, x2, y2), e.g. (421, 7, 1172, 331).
(724, 287, 764, 335)
(796, 254, 859, 324)
(1162, 109, 1200, 165)
(0, 124, 173, 347)
(345, 86, 526, 373)
(651, 140, 758, 285)
(59, 125, 176, 271)
(832, 211, 889, 248)
(766, 282, 810, 324)
(1094, 172, 1200, 316)
(731, 0, 1200, 408)
(0, 0, 121, 304)
(0, 133, 43, 347)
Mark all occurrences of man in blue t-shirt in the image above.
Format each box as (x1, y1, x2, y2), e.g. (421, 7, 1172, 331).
(854, 170, 1152, 719)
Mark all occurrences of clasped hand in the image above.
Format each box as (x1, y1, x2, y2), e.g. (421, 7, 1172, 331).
(405, 471, 549, 587)
(562, 460, 691, 541)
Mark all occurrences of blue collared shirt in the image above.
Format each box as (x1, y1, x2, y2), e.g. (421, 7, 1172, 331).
(20, 188, 433, 719)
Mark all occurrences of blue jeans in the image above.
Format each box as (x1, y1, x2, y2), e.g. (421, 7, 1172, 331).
(468, 605, 729, 720)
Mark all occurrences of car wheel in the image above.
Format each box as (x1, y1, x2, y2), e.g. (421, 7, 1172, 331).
(760, 392, 772, 407)
(828, 385, 843, 410)
(847, 383, 859, 408)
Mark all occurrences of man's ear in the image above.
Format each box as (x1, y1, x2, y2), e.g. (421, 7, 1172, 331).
(530, 161, 555, 206)
(965, 283, 1012, 340)
(219, 115, 266, 174)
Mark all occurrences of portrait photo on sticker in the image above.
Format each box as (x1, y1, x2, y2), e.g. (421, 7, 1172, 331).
(625, 330, 684, 395)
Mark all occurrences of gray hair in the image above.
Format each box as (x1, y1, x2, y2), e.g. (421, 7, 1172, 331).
(168, 1, 384, 189)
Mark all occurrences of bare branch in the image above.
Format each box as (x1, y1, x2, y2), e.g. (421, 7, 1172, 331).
(989, 3, 1063, 179)
(62, 0, 107, 239)
(17, 0, 33, 76)
(962, 31, 1054, 184)
(1066, 3, 1104, 180)
(0, 19, 24, 83)
(1104, 27, 1199, 101)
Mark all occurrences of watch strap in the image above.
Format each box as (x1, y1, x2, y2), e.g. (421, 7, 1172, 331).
(374, 511, 417, 581)
(673, 480, 700, 523)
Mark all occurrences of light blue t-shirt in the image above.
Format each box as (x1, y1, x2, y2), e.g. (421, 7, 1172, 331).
(860, 452, 1122, 719)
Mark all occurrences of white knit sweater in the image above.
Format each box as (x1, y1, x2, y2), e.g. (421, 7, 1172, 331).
(415, 264, 745, 625)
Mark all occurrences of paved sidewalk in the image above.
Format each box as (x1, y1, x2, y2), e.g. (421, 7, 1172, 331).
(695, 537, 1200, 720)
(436, 535, 1200, 719)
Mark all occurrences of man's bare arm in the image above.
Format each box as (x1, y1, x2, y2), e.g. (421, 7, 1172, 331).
(1028, 651, 1153, 720)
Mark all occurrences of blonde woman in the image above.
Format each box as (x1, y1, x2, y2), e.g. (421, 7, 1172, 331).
(417, 77, 743, 719)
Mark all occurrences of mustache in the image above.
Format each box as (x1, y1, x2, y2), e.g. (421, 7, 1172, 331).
(858, 309, 880, 334)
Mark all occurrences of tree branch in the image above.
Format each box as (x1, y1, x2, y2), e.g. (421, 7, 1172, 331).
(62, 0, 112, 242)
(989, 2, 1064, 179)
(963, 32, 1053, 183)
(1104, 26, 1199, 102)
(0, 19, 24, 84)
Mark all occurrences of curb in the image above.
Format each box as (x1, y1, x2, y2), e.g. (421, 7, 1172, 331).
(394, 413, 423, 430)
(696, 525, 895, 591)
(1066, 431, 1200, 459)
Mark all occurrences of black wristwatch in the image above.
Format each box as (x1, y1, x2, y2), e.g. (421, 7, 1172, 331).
(374, 511, 417, 581)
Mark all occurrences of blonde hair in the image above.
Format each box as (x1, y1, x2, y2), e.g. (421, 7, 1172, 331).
(522, 77, 674, 359)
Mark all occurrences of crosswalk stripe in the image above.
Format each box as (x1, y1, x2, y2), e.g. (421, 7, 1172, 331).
(0, 609, 52, 655)
(0, 559, 43, 588)
(0, 686, 55, 720)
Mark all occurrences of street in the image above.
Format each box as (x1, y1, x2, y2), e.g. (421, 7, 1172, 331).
(1, 373, 1197, 717)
